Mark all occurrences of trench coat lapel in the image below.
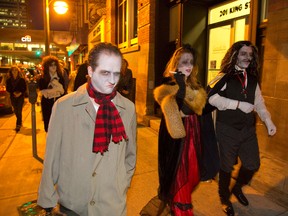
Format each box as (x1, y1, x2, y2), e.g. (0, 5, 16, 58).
(72, 84, 96, 122)
(113, 92, 127, 117)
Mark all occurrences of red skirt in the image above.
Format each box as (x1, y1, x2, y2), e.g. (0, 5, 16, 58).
(171, 114, 201, 216)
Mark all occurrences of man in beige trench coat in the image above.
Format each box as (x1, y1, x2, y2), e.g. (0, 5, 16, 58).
(37, 42, 137, 216)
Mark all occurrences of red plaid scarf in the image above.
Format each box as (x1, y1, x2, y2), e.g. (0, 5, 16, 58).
(87, 81, 128, 154)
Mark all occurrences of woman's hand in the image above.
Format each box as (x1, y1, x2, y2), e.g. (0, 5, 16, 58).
(174, 71, 185, 99)
(13, 91, 22, 98)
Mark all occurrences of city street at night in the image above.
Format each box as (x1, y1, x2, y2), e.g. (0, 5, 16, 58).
(0, 100, 287, 216)
(1, 0, 288, 215)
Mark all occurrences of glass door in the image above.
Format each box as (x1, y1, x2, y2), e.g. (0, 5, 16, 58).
(206, 17, 247, 85)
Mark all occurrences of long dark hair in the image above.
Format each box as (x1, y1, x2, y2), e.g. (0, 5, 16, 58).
(41, 55, 64, 83)
(220, 40, 259, 76)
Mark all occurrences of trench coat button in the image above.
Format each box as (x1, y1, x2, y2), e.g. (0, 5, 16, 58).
(92, 172, 96, 177)
(90, 200, 95, 206)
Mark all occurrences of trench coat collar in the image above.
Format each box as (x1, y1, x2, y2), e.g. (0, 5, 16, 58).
(72, 84, 127, 119)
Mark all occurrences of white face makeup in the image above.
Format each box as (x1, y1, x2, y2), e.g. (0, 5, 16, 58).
(88, 53, 122, 94)
(236, 45, 253, 69)
(177, 52, 194, 77)
(49, 62, 57, 75)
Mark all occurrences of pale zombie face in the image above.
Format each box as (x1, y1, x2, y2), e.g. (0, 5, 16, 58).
(49, 61, 57, 75)
(236, 45, 253, 69)
(177, 52, 194, 77)
(88, 53, 122, 94)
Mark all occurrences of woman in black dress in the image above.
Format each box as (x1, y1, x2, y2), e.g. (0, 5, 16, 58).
(38, 56, 65, 132)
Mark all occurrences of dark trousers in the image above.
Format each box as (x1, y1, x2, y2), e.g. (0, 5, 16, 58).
(218, 169, 232, 205)
(216, 122, 260, 172)
(11, 95, 24, 126)
(41, 97, 55, 132)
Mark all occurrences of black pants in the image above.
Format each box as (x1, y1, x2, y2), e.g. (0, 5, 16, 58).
(41, 97, 55, 132)
(216, 122, 260, 172)
(11, 95, 24, 126)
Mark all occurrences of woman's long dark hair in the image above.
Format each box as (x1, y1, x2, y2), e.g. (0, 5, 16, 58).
(41, 55, 64, 84)
(220, 40, 259, 76)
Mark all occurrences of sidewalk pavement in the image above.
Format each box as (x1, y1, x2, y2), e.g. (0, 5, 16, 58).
(0, 99, 287, 216)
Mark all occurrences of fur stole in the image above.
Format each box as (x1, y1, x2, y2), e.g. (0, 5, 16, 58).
(154, 84, 207, 139)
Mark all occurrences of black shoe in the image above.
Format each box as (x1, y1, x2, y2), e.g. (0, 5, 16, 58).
(222, 204, 234, 216)
(15, 125, 21, 132)
(232, 187, 249, 206)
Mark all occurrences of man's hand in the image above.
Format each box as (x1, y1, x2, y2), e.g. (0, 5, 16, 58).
(265, 118, 277, 136)
(238, 101, 254, 113)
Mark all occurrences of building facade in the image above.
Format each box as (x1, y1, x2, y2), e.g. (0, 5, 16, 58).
(0, 0, 287, 206)
(0, 28, 73, 66)
(0, 0, 89, 70)
(0, 0, 31, 29)
(252, 0, 288, 206)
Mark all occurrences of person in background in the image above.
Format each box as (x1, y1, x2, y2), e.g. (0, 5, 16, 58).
(67, 63, 80, 93)
(207, 41, 277, 216)
(38, 56, 65, 132)
(117, 59, 134, 102)
(6, 66, 27, 132)
(73, 62, 89, 91)
(153, 44, 207, 215)
(59, 59, 70, 94)
(37, 42, 137, 216)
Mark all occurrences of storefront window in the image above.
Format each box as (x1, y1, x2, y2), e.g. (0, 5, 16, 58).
(234, 18, 246, 41)
(0, 43, 13, 50)
(206, 0, 251, 84)
(14, 43, 27, 51)
(28, 44, 41, 52)
(207, 25, 231, 84)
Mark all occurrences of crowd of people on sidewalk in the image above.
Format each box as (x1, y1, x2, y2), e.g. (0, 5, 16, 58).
(6, 54, 134, 134)
(5, 41, 277, 216)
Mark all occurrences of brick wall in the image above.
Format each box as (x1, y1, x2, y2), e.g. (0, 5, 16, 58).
(134, 0, 156, 120)
(259, 0, 288, 162)
(252, 0, 288, 207)
(104, 0, 156, 122)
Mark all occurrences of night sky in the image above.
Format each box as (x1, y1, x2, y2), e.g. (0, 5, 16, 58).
(30, 0, 70, 31)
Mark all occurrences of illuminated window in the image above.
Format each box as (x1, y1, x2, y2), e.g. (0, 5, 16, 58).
(28, 44, 40, 51)
(0, 43, 13, 50)
(14, 43, 27, 51)
(117, 0, 138, 49)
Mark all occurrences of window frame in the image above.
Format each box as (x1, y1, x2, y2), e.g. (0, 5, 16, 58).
(117, 0, 138, 50)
